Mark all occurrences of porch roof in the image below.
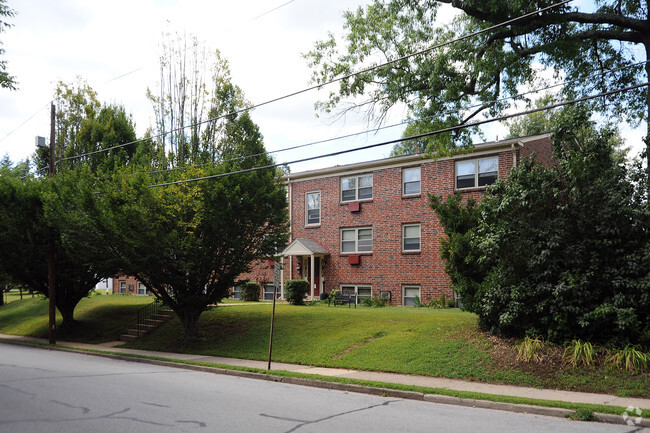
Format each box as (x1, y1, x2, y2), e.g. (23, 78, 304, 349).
(282, 238, 329, 256)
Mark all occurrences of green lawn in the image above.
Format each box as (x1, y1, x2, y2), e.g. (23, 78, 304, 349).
(126, 303, 650, 398)
(1, 298, 648, 398)
(2, 289, 39, 304)
(0, 294, 152, 343)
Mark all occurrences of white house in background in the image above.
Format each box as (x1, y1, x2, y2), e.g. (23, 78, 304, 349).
(94, 277, 113, 295)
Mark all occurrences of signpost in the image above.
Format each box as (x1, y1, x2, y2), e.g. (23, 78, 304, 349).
(267, 262, 282, 370)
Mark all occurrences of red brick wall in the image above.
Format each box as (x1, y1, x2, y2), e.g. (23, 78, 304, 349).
(241, 137, 552, 306)
(519, 136, 555, 167)
(112, 275, 140, 295)
(283, 150, 516, 305)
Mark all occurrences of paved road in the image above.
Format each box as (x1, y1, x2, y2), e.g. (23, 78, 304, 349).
(0, 344, 645, 433)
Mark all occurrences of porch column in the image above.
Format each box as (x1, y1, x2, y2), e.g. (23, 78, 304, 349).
(310, 254, 315, 299)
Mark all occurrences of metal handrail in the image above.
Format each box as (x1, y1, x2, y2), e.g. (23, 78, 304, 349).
(136, 298, 172, 336)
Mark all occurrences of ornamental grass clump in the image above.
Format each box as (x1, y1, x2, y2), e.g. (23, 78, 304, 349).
(563, 340, 596, 368)
(515, 336, 546, 363)
(605, 345, 648, 372)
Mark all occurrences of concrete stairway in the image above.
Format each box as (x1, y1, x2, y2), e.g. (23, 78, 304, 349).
(120, 309, 175, 342)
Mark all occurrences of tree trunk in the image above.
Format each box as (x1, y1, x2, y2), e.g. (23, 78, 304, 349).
(177, 309, 203, 344)
(55, 296, 82, 336)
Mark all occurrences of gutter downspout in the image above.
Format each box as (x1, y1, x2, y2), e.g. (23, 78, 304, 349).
(512, 142, 520, 168)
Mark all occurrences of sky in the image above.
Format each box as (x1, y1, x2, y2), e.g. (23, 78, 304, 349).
(0, 0, 646, 174)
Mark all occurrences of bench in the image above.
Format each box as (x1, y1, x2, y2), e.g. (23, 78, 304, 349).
(327, 292, 357, 308)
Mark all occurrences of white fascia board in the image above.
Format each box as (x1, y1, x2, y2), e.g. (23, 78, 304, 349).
(284, 134, 550, 183)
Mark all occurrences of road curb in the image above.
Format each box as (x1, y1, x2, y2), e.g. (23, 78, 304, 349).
(2, 338, 648, 428)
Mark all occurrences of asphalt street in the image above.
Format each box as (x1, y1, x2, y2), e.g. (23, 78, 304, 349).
(0, 344, 646, 433)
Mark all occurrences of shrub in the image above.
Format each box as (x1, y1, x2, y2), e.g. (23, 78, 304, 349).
(362, 292, 389, 307)
(431, 108, 650, 348)
(427, 294, 450, 308)
(284, 279, 309, 305)
(240, 282, 260, 302)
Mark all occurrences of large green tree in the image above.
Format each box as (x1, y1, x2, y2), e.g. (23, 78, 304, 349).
(431, 106, 650, 346)
(76, 105, 139, 172)
(0, 0, 16, 90)
(33, 80, 139, 174)
(147, 32, 249, 169)
(306, 0, 649, 167)
(101, 112, 288, 341)
(53, 78, 101, 164)
(0, 167, 112, 334)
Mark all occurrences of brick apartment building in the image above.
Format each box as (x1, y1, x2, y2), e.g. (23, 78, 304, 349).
(239, 133, 553, 306)
(110, 275, 151, 296)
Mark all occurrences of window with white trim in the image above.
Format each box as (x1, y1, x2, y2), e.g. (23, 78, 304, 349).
(403, 285, 420, 306)
(456, 156, 498, 189)
(119, 280, 126, 294)
(137, 282, 147, 295)
(341, 227, 373, 253)
(264, 284, 279, 300)
(231, 285, 241, 299)
(306, 191, 321, 225)
(402, 167, 421, 196)
(341, 284, 372, 303)
(402, 223, 421, 252)
(341, 174, 373, 202)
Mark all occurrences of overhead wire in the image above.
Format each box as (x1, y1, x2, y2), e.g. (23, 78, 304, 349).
(0, 102, 51, 143)
(129, 59, 649, 177)
(145, 82, 648, 188)
(0, 0, 298, 151)
(57, 0, 573, 164)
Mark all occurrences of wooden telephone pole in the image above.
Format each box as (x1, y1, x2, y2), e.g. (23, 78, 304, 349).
(48, 102, 56, 345)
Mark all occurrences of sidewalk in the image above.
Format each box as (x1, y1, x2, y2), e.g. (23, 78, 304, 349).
(1, 333, 649, 416)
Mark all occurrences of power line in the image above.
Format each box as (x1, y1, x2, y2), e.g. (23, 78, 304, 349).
(58, 0, 572, 164)
(248, 0, 297, 23)
(146, 81, 648, 188)
(0, 102, 50, 143)
(132, 59, 649, 178)
(0, 67, 146, 150)
(103, 68, 144, 85)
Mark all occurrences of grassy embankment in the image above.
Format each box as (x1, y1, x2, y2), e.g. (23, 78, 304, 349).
(1, 296, 648, 399)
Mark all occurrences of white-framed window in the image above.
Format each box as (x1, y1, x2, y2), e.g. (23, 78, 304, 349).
(402, 167, 421, 196)
(402, 223, 421, 252)
(341, 227, 373, 253)
(119, 280, 126, 294)
(306, 191, 321, 226)
(137, 282, 147, 296)
(232, 285, 241, 299)
(456, 156, 498, 189)
(341, 284, 372, 304)
(341, 174, 373, 202)
(264, 284, 279, 300)
(403, 285, 420, 306)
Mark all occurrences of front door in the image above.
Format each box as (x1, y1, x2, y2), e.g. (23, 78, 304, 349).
(302, 256, 321, 297)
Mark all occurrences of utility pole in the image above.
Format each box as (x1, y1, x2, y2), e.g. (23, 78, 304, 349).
(48, 102, 56, 345)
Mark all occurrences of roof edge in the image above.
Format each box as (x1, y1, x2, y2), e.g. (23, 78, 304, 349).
(284, 134, 551, 181)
